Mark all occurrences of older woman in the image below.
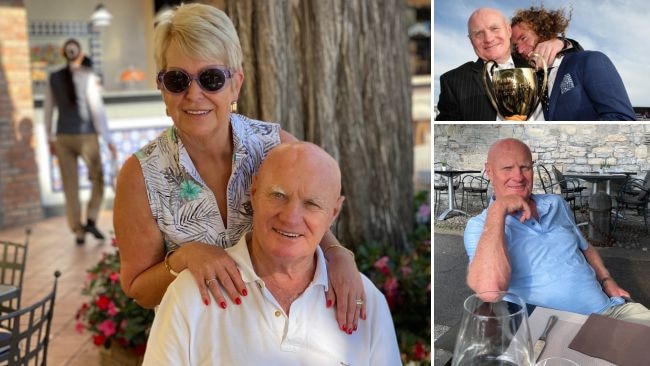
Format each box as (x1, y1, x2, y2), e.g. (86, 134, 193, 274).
(142, 142, 401, 365)
(114, 3, 365, 332)
(510, 6, 635, 120)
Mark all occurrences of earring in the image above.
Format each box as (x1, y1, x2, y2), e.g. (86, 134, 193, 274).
(230, 101, 238, 113)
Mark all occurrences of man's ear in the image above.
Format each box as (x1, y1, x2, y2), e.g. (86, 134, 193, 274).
(329, 195, 345, 226)
(484, 163, 491, 180)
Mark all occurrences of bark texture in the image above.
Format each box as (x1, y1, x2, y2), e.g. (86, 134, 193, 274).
(226, 0, 413, 248)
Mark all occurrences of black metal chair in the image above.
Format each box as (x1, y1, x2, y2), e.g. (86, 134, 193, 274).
(461, 171, 490, 211)
(551, 166, 588, 198)
(0, 271, 61, 365)
(0, 228, 30, 324)
(537, 165, 584, 221)
(613, 177, 650, 234)
(434, 162, 461, 215)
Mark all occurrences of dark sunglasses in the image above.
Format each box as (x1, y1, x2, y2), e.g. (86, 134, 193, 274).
(156, 66, 234, 94)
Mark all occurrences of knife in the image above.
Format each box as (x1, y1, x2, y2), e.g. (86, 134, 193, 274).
(533, 315, 558, 362)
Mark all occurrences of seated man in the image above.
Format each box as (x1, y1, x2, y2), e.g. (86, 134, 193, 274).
(464, 138, 650, 327)
(143, 142, 401, 365)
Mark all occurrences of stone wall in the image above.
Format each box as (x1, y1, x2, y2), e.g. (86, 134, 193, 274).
(0, 2, 44, 228)
(433, 124, 650, 192)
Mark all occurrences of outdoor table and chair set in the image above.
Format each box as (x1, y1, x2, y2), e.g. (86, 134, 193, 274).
(435, 163, 650, 236)
(0, 228, 61, 364)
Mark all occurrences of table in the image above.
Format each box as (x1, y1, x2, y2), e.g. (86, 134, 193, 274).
(0, 284, 19, 303)
(436, 306, 618, 366)
(529, 306, 615, 365)
(434, 170, 481, 221)
(563, 173, 630, 195)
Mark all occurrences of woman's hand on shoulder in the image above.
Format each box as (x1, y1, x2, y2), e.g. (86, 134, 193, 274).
(325, 245, 366, 334)
(178, 243, 247, 308)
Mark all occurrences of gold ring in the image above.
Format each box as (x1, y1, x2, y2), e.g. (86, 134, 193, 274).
(355, 299, 364, 306)
(205, 278, 218, 286)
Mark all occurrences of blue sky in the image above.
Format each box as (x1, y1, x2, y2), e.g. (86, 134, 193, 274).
(433, 0, 650, 108)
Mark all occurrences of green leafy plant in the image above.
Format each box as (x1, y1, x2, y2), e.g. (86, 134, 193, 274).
(356, 191, 431, 365)
(76, 236, 155, 356)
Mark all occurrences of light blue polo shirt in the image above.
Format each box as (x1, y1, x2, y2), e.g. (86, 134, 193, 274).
(464, 194, 624, 315)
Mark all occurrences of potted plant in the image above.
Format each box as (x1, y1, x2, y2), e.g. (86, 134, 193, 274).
(76, 236, 155, 365)
(599, 162, 611, 173)
(440, 160, 448, 171)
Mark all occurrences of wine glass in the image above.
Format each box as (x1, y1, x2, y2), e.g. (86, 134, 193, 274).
(451, 291, 534, 366)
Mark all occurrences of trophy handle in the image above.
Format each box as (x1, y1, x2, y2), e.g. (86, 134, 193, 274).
(482, 60, 500, 113)
(528, 53, 548, 105)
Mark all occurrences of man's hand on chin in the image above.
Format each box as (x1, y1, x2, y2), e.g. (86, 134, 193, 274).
(491, 195, 533, 223)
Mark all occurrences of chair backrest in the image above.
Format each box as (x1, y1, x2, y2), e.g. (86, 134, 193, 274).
(536, 164, 554, 193)
(643, 171, 650, 184)
(0, 271, 60, 366)
(0, 228, 30, 314)
(551, 165, 567, 189)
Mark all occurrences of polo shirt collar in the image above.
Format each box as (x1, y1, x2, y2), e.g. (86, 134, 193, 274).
(227, 234, 330, 291)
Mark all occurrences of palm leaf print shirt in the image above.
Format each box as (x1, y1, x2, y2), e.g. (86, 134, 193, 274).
(135, 114, 281, 251)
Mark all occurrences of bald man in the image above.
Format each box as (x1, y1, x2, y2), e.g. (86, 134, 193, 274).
(143, 142, 401, 365)
(463, 138, 650, 327)
(436, 7, 577, 121)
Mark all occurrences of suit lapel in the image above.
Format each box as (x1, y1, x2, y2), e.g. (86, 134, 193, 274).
(547, 56, 570, 120)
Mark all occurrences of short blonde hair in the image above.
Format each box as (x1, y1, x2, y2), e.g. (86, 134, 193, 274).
(153, 3, 243, 71)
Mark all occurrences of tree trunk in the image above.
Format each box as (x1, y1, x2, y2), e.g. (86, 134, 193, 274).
(226, 0, 413, 249)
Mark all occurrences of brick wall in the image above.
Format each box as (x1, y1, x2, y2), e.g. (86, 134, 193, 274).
(0, 2, 44, 228)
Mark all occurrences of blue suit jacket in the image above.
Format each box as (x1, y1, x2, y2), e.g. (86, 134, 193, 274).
(546, 51, 635, 120)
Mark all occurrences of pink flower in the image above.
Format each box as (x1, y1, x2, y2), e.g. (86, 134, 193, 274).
(416, 203, 431, 223)
(98, 319, 117, 337)
(109, 271, 120, 283)
(400, 265, 412, 278)
(75, 320, 85, 333)
(107, 301, 119, 316)
(384, 276, 399, 309)
(373, 256, 390, 276)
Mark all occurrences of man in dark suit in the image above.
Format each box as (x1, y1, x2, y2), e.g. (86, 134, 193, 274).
(436, 8, 570, 121)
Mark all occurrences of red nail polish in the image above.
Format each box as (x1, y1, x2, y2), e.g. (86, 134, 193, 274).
(341, 324, 347, 331)
(353, 324, 357, 331)
(220, 301, 227, 309)
(203, 298, 209, 306)
(235, 297, 241, 305)
(347, 329, 352, 335)
(326, 300, 333, 308)
(242, 289, 248, 296)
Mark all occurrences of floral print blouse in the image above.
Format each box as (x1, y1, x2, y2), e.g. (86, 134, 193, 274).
(135, 114, 281, 251)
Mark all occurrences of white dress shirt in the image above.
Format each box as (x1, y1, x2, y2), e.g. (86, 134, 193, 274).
(143, 235, 402, 366)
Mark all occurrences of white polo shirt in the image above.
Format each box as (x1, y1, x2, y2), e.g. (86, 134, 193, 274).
(143, 236, 401, 366)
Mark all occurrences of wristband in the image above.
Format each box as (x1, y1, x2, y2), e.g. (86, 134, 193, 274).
(164, 249, 179, 277)
(323, 243, 355, 260)
(599, 277, 612, 286)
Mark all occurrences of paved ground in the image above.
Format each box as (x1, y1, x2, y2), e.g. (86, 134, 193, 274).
(432, 203, 650, 366)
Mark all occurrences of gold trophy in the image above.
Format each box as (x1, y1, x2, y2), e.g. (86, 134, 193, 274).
(483, 54, 547, 121)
